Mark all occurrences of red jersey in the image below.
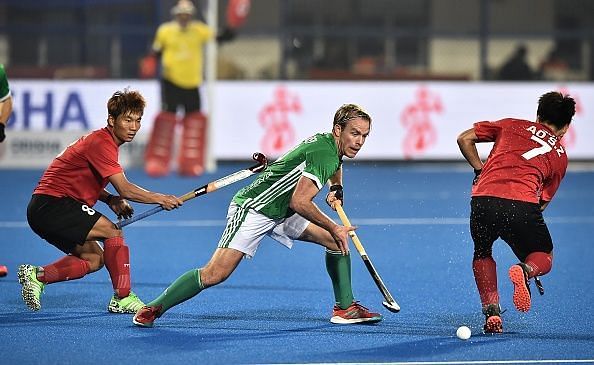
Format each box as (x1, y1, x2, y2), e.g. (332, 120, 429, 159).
(472, 118, 567, 204)
(34, 127, 123, 206)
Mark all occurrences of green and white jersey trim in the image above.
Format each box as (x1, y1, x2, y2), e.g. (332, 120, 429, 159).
(233, 133, 340, 219)
(302, 171, 323, 189)
(242, 161, 305, 212)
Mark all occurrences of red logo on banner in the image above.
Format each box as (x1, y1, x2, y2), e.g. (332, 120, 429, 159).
(400, 87, 443, 158)
(259, 86, 302, 156)
(557, 86, 582, 149)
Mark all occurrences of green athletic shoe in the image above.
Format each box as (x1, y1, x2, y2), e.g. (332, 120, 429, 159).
(108, 291, 145, 314)
(17, 264, 45, 311)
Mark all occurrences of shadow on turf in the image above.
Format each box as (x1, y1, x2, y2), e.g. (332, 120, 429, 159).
(0, 312, 106, 326)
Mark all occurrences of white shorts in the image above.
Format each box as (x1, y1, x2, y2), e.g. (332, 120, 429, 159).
(217, 202, 310, 258)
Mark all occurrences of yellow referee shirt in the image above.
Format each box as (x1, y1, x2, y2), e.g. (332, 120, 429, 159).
(152, 20, 214, 89)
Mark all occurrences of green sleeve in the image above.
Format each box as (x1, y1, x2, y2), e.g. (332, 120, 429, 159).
(0, 64, 10, 102)
(302, 143, 338, 190)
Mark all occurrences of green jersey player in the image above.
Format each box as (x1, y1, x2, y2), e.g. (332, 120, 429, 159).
(133, 103, 383, 327)
(0, 64, 12, 143)
(0, 64, 13, 278)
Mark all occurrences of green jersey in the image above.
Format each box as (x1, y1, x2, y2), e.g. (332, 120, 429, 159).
(233, 133, 341, 219)
(0, 64, 10, 102)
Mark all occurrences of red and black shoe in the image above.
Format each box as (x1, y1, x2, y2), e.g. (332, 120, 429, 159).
(330, 301, 382, 324)
(482, 303, 503, 334)
(509, 263, 532, 312)
(133, 305, 163, 328)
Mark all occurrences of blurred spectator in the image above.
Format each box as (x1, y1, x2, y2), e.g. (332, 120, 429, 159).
(538, 47, 569, 81)
(142, 0, 236, 177)
(498, 45, 534, 81)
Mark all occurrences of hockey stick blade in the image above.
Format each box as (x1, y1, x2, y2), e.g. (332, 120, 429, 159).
(382, 300, 401, 313)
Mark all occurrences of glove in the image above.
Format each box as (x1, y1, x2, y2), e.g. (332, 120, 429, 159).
(0, 123, 5, 143)
(216, 27, 237, 43)
(472, 168, 482, 185)
(326, 184, 344, 207)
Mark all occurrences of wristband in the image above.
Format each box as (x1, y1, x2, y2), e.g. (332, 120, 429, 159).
(105, 194, 114, 204)
(329, 184, 343, 202)
(329, 184, 343, 193)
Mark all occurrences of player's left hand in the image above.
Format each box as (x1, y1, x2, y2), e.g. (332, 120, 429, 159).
(109, 196, 134, 219)
(0, 123, 6, 143)
(326, 185, 344, 210)
(472, 169, 482, 185)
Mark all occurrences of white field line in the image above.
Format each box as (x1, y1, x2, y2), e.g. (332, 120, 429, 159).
(1, 216, 593, 228)
(268, 360, 594, 365)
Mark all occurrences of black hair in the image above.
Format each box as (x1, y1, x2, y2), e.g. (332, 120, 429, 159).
(107, 88, 146, 120)
(537, 91, 576, 129)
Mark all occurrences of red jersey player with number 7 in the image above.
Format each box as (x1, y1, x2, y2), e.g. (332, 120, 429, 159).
(457, 91, 576, 334)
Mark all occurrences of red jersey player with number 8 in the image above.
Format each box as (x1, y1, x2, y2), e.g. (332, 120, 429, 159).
(457, 91, 576, 334)
(19, 89, 183, 314)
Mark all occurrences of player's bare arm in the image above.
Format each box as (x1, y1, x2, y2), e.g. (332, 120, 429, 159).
(457, 128, 483, 171)
(0, 96, 12, 125)
(108, 172, 183, 210)
(289, 175, 354, 254)
(0, 96, 12, 142)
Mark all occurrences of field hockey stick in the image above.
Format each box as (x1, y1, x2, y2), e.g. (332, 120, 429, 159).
(333, 203, 401, 313)
(534, 276, 545, 295)
(116, 152, 268, 229)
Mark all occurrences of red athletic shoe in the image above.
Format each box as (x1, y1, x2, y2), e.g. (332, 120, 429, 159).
(509, 264, 531, 312)
(133, 305, 163, 328)
(330, 301, 382, 324)
(482, 303, 503, 334)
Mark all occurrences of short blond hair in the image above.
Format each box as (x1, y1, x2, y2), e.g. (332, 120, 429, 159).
(333, 104, 371, 128)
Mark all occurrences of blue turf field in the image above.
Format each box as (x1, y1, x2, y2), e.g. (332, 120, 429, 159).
(1, 163, 593, 365)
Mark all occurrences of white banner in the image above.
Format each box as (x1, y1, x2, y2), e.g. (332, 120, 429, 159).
(6, 80, 160, 134)
(214, 81, 593, 160)
(3, 80, 593, 168)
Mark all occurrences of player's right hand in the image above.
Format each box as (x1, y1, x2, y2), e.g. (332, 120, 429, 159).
(330, 224, 355, 255)
(158, 194, 184, 210)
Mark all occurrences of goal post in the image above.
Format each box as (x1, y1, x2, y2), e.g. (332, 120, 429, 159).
(204, 0, 218, 172)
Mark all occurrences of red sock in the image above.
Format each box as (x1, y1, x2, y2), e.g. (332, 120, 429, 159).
(473, 256, 499, 306)
(103, 237, 131, 298)
(525, 252, 553, 278)
(40, 255, 91, 284)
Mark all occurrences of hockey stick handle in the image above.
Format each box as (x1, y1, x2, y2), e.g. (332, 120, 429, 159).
(116, 152, 267, 229)
(334, 203, 401, 312)
(334, 203, 367, 255)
